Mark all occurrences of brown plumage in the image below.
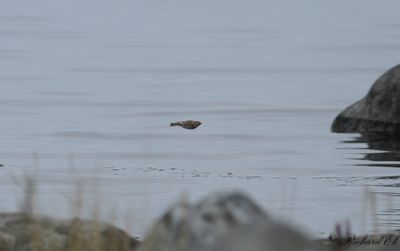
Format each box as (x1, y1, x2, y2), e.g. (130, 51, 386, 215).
(170, 120, 202, 130)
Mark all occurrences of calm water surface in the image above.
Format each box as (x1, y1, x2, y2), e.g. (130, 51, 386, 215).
(0, 0, 399, 237)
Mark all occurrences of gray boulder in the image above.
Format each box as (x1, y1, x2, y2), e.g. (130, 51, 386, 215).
(331, 64, 400, 137)
(138, 191, 318, 251)
(0, 213, 139, 251)
(210, 218, 319, 251)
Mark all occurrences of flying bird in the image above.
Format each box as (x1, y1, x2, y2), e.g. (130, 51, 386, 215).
(170, 120, 202, 130)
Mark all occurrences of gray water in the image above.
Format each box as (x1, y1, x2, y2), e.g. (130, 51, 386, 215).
(0, 0, 400, 237)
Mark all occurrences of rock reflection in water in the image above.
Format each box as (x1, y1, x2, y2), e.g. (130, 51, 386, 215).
(346, 132, 400, 168)
(340, 133, 400, 232)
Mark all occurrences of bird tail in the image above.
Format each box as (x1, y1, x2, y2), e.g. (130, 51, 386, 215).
(170, 122, 181, 127)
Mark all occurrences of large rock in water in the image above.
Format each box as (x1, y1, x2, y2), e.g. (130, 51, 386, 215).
(138, 191, 318, 251)
(332, 64, 400, 137)
(0, 213, 139, 251)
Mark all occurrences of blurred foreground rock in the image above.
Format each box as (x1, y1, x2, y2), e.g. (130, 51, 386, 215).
(210, 218, 319, 251)
(1, 191, 398, 251)
(332, 63, 400, 137)
(0, 213, 139, 251)
(138, 191, 318, 251)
